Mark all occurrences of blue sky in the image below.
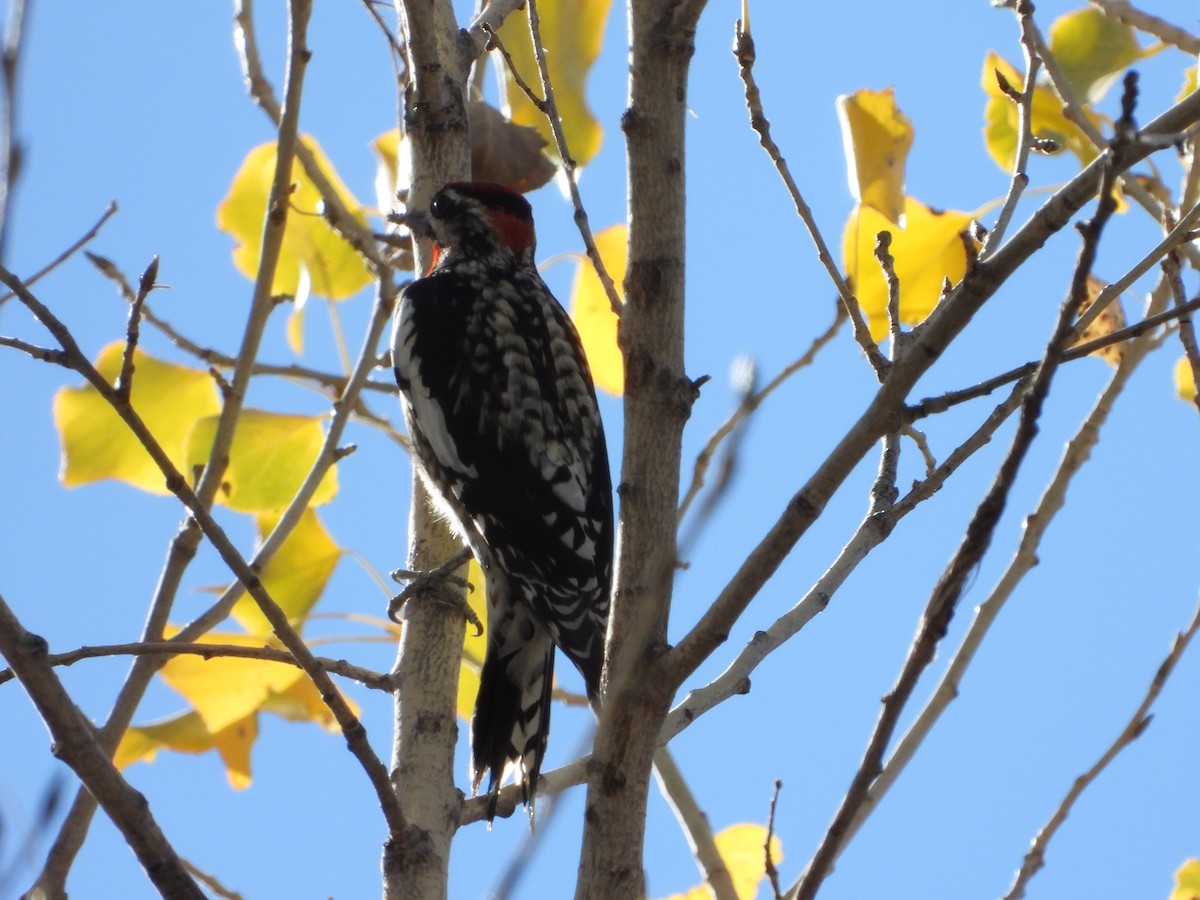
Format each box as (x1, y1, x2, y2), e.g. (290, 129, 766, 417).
(1, 1, 1199, 898)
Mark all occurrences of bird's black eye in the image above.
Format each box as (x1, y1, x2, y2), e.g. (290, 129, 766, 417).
(429, 192, 450, 219)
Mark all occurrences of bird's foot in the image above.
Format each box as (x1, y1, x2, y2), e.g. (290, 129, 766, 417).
(388, 547, 482, 635)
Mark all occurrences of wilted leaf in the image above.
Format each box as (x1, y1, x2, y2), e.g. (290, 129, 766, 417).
(1172, 859, 1200, 900)
(470, 101, 557, 192)
(217, 136, 372, 301)
(837, 87, 913, 224)
(843, 198, 979, 341)
(982, 50, 1104, 172)
(569, 223, 625, 395)
(494, 0, 613, 170)
(656, 822, 784, 900)
(373, 103, 556, 211)
(54, 343, 221, 494)
(182, 409, 338, 513)
(116, 710, 258, 790)
(231, 508, 342, 635)
(1175, 356, 1197, 402)
(1074, 274, 1127, 365)
(1048, 7, 1146, 104)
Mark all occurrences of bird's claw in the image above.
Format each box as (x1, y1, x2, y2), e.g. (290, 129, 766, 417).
(388, 547, 482, 635)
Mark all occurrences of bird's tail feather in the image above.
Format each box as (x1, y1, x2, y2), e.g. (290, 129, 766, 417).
(471, 605, 554, 821)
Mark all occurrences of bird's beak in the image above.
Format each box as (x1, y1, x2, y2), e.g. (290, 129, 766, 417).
(389, 209, 434, 241)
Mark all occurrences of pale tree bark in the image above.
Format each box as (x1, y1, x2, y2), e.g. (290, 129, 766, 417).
(383, 1, 472, 897)
(576, 1, 708, 897)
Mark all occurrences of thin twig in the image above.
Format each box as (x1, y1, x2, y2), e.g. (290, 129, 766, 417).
(837, 278, 1172, 876)
(793, 90, 1129, 896)
(1087, 0, 1200, 54)
(0, 595, 206, 899)
(115, 256, 159, 402)
(0, 202, 117, 307)
(677, 359, 755, 555)
(874, 230, 903, 352)
(1003, 592, 1200, 898)
(765, 780, 784, 900)
(981, 0, 1042, 259)
(911, 293, 1200, 419)
(0, 0, 28, 263)
(2, 255, 406, 837)
(1163, 247, 1200, 414)
(234, 0, 385, 274)
(522, 0, 621, 316)
(0, 335, 67, 365)
(653, 748, 739, 900)
(733, 18, 888, 378)
(0, 640, 393, 691)
(678, 308, 843, 521)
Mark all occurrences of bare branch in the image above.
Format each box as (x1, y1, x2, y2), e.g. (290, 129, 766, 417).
(678, 310, 842, 523)
(114, 256, 159, 403)
(837, 277, 1172, 873)
(912, 293, 1200, 419)
(0, 202, 117, 308)
(1162, 245, 1200, 415)
(234, 0, 385, 272)
(0, 594, 206, 899)
(0, 640, 393, 692)
(663, 385, 1023, 741)
(522, 0, 621, 316)
(1003, 589, 1200, 897)
(733, 19, 889, 378)
(653, 748, 738, 900)
(1, 259, 407, 837)
(0, 0, 28, 262)
(1087, 0, 1200, 54)
(981, 0, 1041, 259)
(793, 94, 1130, 897)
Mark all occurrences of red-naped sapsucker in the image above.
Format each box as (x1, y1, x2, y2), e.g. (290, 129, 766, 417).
(392, 182, 613, 817)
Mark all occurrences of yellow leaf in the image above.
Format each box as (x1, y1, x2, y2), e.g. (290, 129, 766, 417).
(982, 50, 1103, 172)
(1179, 66, 1198, 104)
(569, 224, 625, 395)
(232, 509, 342, 635)
(260, 672, 356, 731)
(160, 632, 303, 734)
(456, 558, 489, 722)
(656, 823, 784, 900)
(372, 128, 404, 218)
(116, 709, 258, 790)
(837, 88, 914, 225)
(183, 409, 338, 513)
(494, 0, 613, 169)
(843, 197, 978, 341)
(1048, 7, 1145, 104)
(217, 136, 372, 301)
(1171, 859, 1200, 900)
(53, 343, 220, 494)
(1175, 356, 1197, 402)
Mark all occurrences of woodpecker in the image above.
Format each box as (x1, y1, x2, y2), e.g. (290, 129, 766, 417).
(391, 182, 613, 817)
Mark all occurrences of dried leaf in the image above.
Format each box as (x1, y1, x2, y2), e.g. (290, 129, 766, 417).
(1074, 274, 1127, 366)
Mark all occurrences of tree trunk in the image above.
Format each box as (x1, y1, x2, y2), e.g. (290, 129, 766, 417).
(575, 1, 702, 896)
